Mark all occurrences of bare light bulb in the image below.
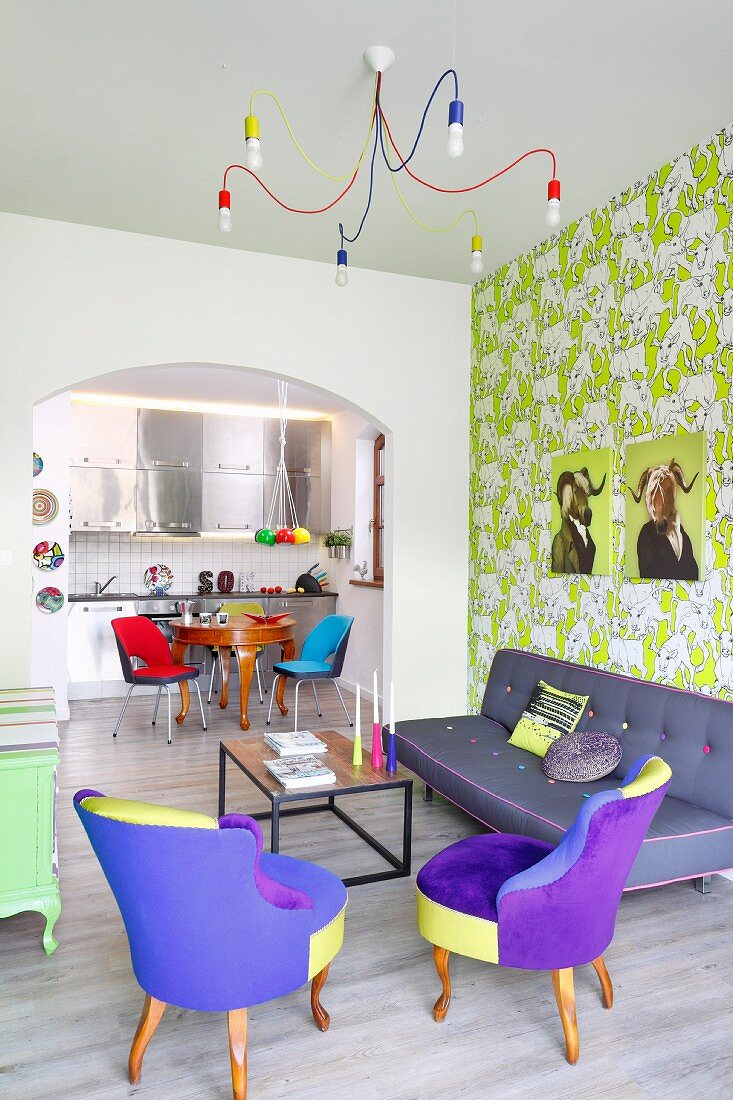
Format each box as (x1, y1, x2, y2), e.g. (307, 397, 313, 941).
(335, 247, 348, 287)
(470, 250, 484, 276)
(545, 198, 561, 227)
(447, 122, 464, 158)
(245, 137, 263, 172)
(218, 207, 232, 233)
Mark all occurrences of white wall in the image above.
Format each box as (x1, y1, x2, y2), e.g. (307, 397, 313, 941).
(31, 392, 70, 720)
(0, 213, 470, 721)
(329, 408, 383, 700)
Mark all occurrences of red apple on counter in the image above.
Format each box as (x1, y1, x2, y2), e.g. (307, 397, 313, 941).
(267, 587, 275, 594)
(274, 585, 282, 593)
(260, 587, 267, 593)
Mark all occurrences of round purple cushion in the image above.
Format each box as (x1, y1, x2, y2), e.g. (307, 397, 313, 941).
(416, 833, 553, 921)
(543, 729, 622, 783)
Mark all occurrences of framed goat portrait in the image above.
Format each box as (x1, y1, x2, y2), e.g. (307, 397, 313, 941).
(550, 447, 612, 576)
(624, 432, 706, 581)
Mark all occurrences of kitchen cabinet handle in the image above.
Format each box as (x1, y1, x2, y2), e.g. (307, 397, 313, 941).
(216, 524, 250, 530)
(82, 606, 124, 612)
(83, 457, 121, 465)
(216, 463, 251, 471)
(83, 521, 122, 528)
(284, 467, 312, 474)
(152, 460, 190, 468)
(146, 521, 192, 529)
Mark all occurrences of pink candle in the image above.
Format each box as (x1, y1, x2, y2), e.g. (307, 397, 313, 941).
(371, 669, 383, 768)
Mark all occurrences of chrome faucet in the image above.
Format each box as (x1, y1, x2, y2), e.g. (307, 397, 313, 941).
(93, 575, 118, 596)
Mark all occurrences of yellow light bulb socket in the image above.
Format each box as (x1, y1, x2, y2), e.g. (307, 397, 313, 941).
(471, 235, 483, 253)
(245, 115, 260, 139)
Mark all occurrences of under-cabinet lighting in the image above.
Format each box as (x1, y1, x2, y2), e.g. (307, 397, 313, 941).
(71, 392, 328, 421)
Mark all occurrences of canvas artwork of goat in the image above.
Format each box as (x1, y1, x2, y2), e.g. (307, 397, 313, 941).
(551, 464, 608, 575)
(627, 458, 700, 581)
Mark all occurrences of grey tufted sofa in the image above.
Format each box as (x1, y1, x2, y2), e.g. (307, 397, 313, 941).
(395, 648, 733, 890)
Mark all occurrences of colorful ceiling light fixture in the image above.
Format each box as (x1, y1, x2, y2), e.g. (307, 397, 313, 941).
(216, 46, 561, 283)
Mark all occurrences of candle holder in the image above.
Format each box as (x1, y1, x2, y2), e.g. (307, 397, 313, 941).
(371, 722, 383, 769)
(386, 726, 397, 772)
(352, 730, 363, 766)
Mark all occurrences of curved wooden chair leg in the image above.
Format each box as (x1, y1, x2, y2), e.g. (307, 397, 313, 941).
(591, 955, 613, 1009)
(228, 1008, 248, 1100)
(551, 968, 579, 1065)
(128, 995, 166, 1084)
(311, 964, 331, 1031)
(433, 946, 452, 1022)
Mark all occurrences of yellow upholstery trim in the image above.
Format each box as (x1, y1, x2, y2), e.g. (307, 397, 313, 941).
(81, 796, 218, 829)
(416, 887, 499, 964)
(621, 757, 672, 799)
(308, 903, 346, 980)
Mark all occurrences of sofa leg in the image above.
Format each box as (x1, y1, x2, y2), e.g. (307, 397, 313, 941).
(424, 784, 433, 802)
(695, 875, 712, 895)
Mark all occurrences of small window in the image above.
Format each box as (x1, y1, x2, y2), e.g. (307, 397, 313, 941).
(373, 434, 385, 581)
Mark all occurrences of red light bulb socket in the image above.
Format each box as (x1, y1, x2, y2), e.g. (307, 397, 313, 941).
(547, 179, 561, 202)
(219, 189, 231, 209)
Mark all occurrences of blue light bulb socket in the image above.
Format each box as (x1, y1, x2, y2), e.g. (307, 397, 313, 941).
(337, 249, 348, 266)
(448, 99, 464, 126)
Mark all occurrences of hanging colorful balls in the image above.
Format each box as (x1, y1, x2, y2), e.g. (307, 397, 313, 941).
(292, 527, 311, 545)
(255, 528, 277, 546)
(275, 527, 295, 544)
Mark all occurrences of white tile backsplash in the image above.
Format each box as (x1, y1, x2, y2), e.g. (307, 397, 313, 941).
(68, 533, 325, 594)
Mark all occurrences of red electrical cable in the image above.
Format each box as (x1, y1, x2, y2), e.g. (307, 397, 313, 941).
(222, 100, 378, 216)
(378, 104, 557, 192)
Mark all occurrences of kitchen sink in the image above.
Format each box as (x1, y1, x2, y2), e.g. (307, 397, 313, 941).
(75, 592, 139, 599)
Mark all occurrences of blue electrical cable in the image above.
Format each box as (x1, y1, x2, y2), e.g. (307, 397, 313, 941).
(379, 69, 459, 173)
(338, 96, 382, 246)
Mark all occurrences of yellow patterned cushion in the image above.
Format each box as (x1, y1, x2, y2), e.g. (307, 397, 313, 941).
(81, 796, 217, 829)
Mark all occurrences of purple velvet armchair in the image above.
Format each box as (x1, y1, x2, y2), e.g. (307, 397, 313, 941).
(74, 789, 347, 1098)
(415, 754, 671, 1063)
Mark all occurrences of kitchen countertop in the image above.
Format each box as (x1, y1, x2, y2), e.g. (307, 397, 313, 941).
(69, 590, 338, 602)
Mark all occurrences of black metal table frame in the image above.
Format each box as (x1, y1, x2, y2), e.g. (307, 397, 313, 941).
(219, 742, 413, 887)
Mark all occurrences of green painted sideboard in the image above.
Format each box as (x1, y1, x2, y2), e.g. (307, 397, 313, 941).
(0, 687, 61, 954)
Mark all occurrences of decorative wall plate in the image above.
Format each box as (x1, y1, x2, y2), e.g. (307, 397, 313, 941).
(33, 452, 44, 477)
(33, 541, 65, 570)
(144, 564, 174, 594)
(33, 488, 59, 524)
(36, 586, 65, 614)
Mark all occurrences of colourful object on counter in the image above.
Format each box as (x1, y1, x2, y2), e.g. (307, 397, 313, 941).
(144, 564, 174, 595)
(33, 541, 64, 571)
(275, 585, 283, 593)
(198, 570, 214, 594)
(217, 570, 234, 593)
(260, 586, 267, 593)
(292, 527, 311, 544)
(36, 587, 64, 614)
(32, 488, 59, 525)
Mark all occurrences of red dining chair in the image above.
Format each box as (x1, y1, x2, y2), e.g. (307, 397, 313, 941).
(111, 616, 207, 745)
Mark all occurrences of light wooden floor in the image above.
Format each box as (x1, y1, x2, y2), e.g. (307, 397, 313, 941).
(2, 681, 733, 1099)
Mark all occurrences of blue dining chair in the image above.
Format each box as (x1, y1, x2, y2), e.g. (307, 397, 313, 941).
(267, 615, 354, 731)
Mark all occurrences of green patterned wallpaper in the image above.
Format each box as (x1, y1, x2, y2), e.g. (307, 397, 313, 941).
(469, 124, 733, 709)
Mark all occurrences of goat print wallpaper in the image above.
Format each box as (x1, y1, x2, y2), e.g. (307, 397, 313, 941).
(469, 123, 733, 706)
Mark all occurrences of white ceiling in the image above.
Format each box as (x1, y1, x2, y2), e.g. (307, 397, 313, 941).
(2, 1, 732, 284)
(72, 364, 348, 416)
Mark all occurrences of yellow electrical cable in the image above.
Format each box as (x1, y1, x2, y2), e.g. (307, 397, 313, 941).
(383, 136, 479, 237)
(249, 77, 378, 182)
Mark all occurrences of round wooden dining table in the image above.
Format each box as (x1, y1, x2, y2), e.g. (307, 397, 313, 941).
(170, 614, 296, 731)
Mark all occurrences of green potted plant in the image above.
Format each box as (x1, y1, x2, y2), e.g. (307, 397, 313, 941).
(324, 530, 352, 559)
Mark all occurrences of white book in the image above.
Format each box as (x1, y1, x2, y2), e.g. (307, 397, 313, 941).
(264, 730, 328, 756)
(264, 755, 336, 789)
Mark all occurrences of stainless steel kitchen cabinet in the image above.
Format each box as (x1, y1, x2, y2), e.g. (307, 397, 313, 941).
(137, 409, 203, 471)
(202, 472, 264, 533)
(136, 469, 202, 535)
(203, 415, 264, 474)
(70, 467, 136, 532)
(264, 419, 329, 475)
(70, 404, 138, 469)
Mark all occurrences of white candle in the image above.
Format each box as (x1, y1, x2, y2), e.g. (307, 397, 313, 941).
(355, 683, 361, 731)
(390, 680, 395, 733)
(373, 669, 379, 724)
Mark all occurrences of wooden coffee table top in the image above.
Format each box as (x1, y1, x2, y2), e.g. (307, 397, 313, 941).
(221, 729, 412, 799)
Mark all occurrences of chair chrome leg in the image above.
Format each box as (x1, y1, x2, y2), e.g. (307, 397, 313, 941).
(152, 686, 162, 726)
(267, 674, 279, 724)
(208, 651, 218, 705)
(193, 679, 207, 731)
(113, 685, 134, 738)
(294, 680, 301, 732)
(255, 659, 264, 705)
(312, 682, 322, 717)
(333, 681, 353, 726)
(164, 685, 172, 745)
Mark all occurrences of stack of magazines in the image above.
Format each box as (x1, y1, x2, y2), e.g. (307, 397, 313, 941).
(264, 755, 336, 789)
(264, 730, 328, 756)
